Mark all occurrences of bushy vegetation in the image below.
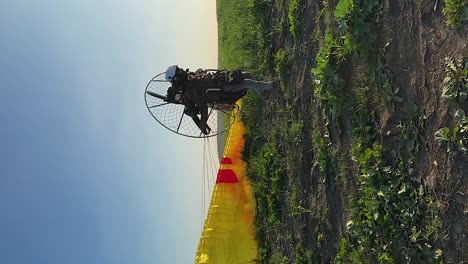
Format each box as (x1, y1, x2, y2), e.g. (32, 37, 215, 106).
(308, 0, 442, 261)
(218, 0, 449, 262)
(345, 107, 442, 263)
(436, 56, 468, 154)
(435, 109, 468, 153)
(442, 57, 468, 103)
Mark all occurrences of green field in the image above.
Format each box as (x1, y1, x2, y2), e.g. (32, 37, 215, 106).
(217, 0, 467, 263)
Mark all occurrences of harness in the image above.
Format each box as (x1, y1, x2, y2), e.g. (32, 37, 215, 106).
(167, 69, 245, 105)
(189, 69, 245, 87)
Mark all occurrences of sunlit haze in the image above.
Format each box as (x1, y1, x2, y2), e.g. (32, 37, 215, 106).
(0, 0, 218, 263)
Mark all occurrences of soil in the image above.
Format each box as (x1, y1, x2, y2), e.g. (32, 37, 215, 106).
(260, 0, 467, 263)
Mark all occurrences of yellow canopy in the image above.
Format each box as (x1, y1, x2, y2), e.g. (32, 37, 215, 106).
(195, 104, 258, 263)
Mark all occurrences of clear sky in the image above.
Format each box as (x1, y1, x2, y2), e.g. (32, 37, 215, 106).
(0, 0, 218, 263)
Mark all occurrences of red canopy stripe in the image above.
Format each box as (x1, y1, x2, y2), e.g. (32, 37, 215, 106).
(216, 169, 239, 184)
(220, 157, 233, 164)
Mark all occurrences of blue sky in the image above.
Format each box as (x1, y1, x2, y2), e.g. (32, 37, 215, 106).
(0, 0, 218, 263)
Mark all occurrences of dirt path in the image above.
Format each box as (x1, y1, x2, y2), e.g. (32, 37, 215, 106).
(381, 2, 467, 261)
(259, 0, 467, 262)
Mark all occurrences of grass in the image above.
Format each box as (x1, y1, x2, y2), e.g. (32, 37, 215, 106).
(274, 49, 288, 81)
(217, 0, 271, 77)
(442, 0, 468, 28)
(288, 0, 303, 37)
(334, 238, 347, 264)
(216, 2, 287, 259)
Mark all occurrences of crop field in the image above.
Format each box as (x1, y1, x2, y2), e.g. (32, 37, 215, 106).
(217, 0, 467, 263)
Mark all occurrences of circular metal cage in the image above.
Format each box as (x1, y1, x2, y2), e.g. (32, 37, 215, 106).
(144, 72, 238, 138)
